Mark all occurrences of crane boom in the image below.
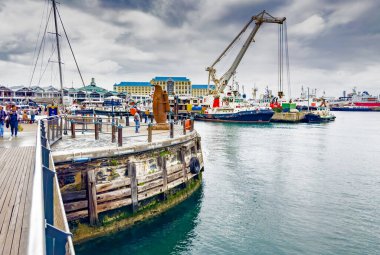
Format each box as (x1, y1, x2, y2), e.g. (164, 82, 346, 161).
(206, 10, 286, 95)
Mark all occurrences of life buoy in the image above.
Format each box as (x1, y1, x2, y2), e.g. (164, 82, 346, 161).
(189, 157, 201, 174)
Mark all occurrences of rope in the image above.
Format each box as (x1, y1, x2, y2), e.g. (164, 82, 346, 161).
(29, 6, 53, 87)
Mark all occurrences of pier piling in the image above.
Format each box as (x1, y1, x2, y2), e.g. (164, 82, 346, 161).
(71, 120, 76, 138)
(128, 162, 138, 213)
(87, 170, 99, 225)
(118, 125, 123, 147)
(111, 123, 116, 143)
(148, 123, 153, 142)
(95, 122, 99, 140)
(170, 121, 174, 138)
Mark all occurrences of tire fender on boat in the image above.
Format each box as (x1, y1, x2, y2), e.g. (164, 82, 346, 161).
(189, 157, 201, 174)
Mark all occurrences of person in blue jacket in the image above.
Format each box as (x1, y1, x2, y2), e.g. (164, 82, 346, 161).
(0, 105, 6, 138)
(8, 106, 19, 137)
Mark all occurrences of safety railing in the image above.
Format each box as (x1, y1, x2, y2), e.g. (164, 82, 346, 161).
(61, 114, 195, 147)
(28, 116, 75, 255)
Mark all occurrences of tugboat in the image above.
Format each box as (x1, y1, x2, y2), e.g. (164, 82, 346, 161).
(304, 107, 336, 123)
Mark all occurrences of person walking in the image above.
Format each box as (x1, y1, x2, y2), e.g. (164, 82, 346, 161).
(134, 111, 140, 133)
(8, 106, 19, 137)
(30, 109, 36, 123)
(0, 106, 6, 138)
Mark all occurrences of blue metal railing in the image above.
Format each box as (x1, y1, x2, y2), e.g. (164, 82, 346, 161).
(28, 116, 75, 255)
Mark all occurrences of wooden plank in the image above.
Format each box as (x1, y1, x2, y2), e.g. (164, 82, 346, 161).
(19, 148, 36, 255)
(161, 156, 168, 192)
(167, 171, 183, 183)
(0, 147, 30, 255)
(137, 171, 162, 185)
(61, 190, 87, 203)
(96, 178, 131, 193)
(166, 164, 182, 175)
(6, 147, 33, 255)
(66, 197, 133, 221)
(137, 179, 163, 193)
(12, 147, 35, 255)
(64, 187, 132, 213)
(137, 185, 165, 201)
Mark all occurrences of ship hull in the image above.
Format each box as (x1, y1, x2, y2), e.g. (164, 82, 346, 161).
(304, 113, 336, 123)
(330, 107, 372, 112)
(195, 110, 274, 123)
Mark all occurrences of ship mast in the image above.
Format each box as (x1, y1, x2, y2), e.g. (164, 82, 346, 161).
(52, 0, 64, 105)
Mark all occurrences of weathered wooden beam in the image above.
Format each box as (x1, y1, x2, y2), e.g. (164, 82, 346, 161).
(97, 187, 131, 203)
(162, 156, 168, 193)
(96, 179, 131, 193)
(137, 171, 162, 185)
(129, 162, 138, 213)
(137, 179, 163, 193)
(87, 169, 99, 225)
(61, 190, 87, 203)
(181, 148, 188, 186)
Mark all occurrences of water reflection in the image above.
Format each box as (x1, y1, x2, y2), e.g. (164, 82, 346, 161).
(76, 186, 204, 255)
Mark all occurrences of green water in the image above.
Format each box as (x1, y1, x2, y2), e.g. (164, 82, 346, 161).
(76, 112, 380, 255)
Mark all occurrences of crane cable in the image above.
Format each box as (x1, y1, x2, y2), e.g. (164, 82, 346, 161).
(284, 21, 291, 99)
(278, 21, 291, 99)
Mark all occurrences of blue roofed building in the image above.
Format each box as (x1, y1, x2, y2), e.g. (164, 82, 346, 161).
(191, 84, 215, 97)
(150, 76, 191, 97)
(113, 81, 152, 101)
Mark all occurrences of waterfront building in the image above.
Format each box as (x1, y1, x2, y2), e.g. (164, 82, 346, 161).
(113, 81, 151, 101)
(150, 77, 191, 97)
(191, 84, 215, 97)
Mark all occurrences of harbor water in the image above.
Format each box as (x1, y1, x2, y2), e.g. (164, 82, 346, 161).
(76, 112, 380, 255)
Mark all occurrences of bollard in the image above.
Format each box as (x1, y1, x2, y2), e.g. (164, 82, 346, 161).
(95, 122, 99, 140)
(182, 119, 186, 135)
(118, 125, 123, 147)
(99, 118, 102, 132)
(190, 117, 194, 132)
(170, 121, 174, 138)
(71, 120, 76, 138)
(148, 123, 153, 142)
(125, 115, 130, 126)
(63, 116, 68, 135)
(107, 115, 110, 132)
(51, 119, 55, 141)
(111, 123, 116, 143)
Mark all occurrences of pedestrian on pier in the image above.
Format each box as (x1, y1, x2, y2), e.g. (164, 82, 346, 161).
(8, 106, 19, 137)
(134, 111, 140, 133)
(0, 106, 6, 138)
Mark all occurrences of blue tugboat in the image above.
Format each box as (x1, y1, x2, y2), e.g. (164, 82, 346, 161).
(304, 108, 336, 123)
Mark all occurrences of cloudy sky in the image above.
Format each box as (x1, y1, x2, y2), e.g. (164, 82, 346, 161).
(0, 0, 379, 97)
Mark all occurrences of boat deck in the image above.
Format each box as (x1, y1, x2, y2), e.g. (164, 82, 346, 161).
(0, 146, 35, 255)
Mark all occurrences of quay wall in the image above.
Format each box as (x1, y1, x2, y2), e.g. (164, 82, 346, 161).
(52, 132, 204, 243)
(271, 112, 306, 123)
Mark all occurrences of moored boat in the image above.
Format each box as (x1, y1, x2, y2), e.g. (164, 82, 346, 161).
(304, 108, 336, 123)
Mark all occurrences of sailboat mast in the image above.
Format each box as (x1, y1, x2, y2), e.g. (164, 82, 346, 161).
(52, 0, 64, 105)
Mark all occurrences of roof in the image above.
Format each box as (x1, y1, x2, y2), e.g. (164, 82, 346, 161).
(152, 77, 190, 82)
(114, 82, 151, 87)
(192, 84, 215, 89)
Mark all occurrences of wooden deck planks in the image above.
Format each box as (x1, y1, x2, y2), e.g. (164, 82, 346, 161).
(0, 147, 35, 255)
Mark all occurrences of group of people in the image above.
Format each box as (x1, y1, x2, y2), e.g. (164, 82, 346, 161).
(0, 105, 21, 138)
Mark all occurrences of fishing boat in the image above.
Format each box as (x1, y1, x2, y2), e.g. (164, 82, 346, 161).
(304, 107, 336, 123)
(195, 92, 274, 123)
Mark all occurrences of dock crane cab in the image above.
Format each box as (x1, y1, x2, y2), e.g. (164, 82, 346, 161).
(205, 10, 286, 108)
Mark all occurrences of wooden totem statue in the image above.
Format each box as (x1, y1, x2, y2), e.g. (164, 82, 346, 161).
(152, 85, 170, 130)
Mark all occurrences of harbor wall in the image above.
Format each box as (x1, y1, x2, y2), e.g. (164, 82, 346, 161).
(52, 132, 203, 243)
(271, 112, 306, 123)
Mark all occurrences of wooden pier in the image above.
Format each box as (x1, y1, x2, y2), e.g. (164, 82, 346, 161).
(0, 146, 35, 255)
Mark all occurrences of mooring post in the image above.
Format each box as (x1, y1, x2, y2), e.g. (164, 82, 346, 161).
(71, 120, 76, 138)
(107, 114, 110, 132)
(82, 115, 85, 134)
(125, 115, 130, 126)
(95, 121, 99, 140)
(182, 119, 186, 135)
(150, 114, 154, 124)
(57, 116, 60, 138)
(148, 123, 153, 142)
(111, 123, 116, 143)
(170, 120, 174, 138)
(64, 115, 68, 135)
(87, 169, 99, 225)
(118, 125, 123, 147)
(99, 118, 102, 132)
(190, 116, 194, 132)
(181, 147, 188, 186)
(129, 162, 138, 213)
